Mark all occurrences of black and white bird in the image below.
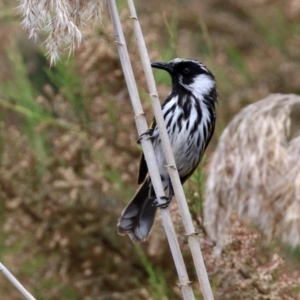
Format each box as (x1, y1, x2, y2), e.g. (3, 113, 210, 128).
(117, 58, 218, 243)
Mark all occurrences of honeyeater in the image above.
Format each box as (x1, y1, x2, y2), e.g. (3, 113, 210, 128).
(117, 58, 218, 243)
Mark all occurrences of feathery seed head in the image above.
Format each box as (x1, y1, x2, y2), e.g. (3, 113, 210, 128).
(18, 0, 103, 65)
(204, 93, 300, 249)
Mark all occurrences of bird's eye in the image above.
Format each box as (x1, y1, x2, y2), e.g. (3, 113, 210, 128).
(183, 68, 190, 74)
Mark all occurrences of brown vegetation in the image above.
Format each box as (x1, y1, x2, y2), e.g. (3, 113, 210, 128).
(0, 0, 300, 299)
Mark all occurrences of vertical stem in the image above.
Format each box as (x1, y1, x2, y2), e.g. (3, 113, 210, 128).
(126, 1, 214, 300)
(0, 263, 36, 300)
(108, 0, 195, 299)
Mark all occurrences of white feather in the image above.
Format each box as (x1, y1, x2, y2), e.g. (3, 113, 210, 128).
(182, 74, 214, 99)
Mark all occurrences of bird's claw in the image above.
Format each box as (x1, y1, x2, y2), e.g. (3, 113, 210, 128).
(152, 196, 172, 208)
(137, 129, 153, 144)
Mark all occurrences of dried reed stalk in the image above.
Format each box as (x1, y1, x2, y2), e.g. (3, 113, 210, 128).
(204, 93, 300, 251)
(108, 1, 195, 299)
(0, 262, 36, 300)
(126, 1, 214, 299)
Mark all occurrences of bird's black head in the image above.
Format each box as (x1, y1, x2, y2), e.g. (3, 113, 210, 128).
(151, 58, 216, 98)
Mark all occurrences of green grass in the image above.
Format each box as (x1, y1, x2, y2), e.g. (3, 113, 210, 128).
(45, 59, 89, 126)
(253, 8, 300, 51)
(0, 49, 50, 171)
(225, 45, 252, 82)
(0, 48, 90, 162)
(136, 246, 178, 300)
(163, 11, 179, 59)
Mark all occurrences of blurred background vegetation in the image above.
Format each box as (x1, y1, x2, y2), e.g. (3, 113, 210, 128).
(0, 0, 300, 299)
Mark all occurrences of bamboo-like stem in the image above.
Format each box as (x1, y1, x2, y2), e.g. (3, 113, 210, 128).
(126, 1, 214, 300)
(108, 1, 195, 299)
(0, 262, 36, 300)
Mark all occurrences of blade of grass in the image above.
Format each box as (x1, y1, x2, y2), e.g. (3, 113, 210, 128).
(136, 247, 175, 300)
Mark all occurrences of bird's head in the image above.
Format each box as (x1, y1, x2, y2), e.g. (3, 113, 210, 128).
(151, 58, 216, 99)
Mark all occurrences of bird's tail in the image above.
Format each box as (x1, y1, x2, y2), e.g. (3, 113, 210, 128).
(117, 180, 157, 243)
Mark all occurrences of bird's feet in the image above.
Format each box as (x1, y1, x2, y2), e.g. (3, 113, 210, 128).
(137, 129, 154, 144)
(152, 196, 172, 208)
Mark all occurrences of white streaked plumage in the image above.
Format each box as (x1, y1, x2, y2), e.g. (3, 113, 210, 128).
(152, 73, 215, 186)
(117, 58, 217, 243)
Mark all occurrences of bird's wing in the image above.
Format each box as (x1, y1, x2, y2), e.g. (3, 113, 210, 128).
(137, 119, 157, 184)
(137, 154, 147, 184)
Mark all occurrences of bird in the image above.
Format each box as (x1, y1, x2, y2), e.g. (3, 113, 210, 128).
(117, 58, 218, 243)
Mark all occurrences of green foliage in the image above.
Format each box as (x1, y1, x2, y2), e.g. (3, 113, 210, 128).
(35, 279, 80, 300)
(283, 245, 300, 269)
(253, 8, 300, 51)
(225, 45, 252, 82)
(163, 12, 179, 59)
(45, 59, 88, 126)
(136, 246, 178, 300)
(199, 20, 213, 57)
(152, 68, 171, 86)
(152, 13, 179, 86)
(0, 50, 50, 164)
(185, 156, 207, 236)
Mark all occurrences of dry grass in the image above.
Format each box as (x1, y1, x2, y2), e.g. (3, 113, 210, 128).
(204, 220, 300, 300)
(205, 94, 300, 249)
(0, 12, 175, 299)
(1, 0, 300, 299)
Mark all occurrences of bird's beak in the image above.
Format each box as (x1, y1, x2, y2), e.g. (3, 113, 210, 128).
(151, 62, 174, 73)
